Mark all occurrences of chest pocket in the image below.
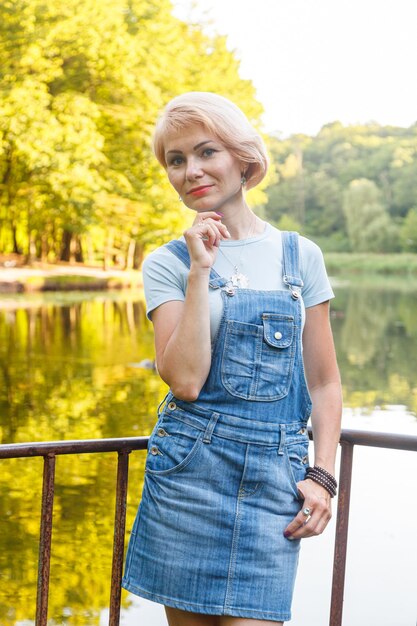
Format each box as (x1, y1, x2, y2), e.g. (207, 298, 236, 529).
(221, 313, 296, 401)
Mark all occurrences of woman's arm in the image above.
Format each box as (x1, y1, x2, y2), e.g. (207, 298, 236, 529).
(284, 300, 342, 539)
(151, 214, 229, 402)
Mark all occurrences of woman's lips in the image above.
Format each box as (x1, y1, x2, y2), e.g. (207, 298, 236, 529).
(187, 185, 214, 196)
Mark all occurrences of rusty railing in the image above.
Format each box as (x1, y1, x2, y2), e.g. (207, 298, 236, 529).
(0, 428, 416, 626)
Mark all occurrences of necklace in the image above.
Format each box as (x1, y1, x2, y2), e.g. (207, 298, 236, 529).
(218, 215, 258, 289)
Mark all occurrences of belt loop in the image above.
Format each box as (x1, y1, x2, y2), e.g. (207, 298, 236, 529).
(157, 392, 172, 417)
(203, 412, 220, 444)
(278, 424, 286, 455)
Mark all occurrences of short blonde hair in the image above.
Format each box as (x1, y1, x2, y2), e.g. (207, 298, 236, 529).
(152, 92, 269, 190)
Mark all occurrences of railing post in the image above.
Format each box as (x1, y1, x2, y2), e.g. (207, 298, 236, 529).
(109, 449, 130, 626)
(36, 453, 56, 626)
(329, 441, 354, 626)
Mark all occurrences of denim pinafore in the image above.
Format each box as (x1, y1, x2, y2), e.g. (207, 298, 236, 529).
(122, 232, 312, 622)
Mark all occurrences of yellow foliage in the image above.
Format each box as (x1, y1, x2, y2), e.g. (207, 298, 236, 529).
(0, 0, 266, 263)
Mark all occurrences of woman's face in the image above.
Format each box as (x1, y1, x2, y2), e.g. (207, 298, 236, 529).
(163, 124, 244, 213)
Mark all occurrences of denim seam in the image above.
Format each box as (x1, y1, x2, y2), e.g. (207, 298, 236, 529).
(284, 442, 309, 500)
(121, 580, 291, 620)
(224, 443, 248, 611)
(145, 433, 204, 477)
(251, 324, 263, 398)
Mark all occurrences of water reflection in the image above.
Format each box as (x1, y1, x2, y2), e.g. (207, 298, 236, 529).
(331, 283, 417, 416)
(0, 285, 416, 624)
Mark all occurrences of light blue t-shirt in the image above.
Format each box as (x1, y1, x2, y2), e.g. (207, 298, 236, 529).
(143, 223, 334, 339)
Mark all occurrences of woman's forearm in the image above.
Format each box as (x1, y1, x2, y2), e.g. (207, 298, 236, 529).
(157, 265, 213, 401)
(309, 381, 342, 474)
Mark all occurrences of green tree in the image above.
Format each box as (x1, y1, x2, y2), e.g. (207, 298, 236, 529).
(343, 179, 399, 252)
(264, 121, 417, 251)
(0, 0, 265, 265)
(400, 207, 417, 252)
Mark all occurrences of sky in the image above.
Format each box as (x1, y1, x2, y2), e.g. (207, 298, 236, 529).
(173, 0, 417, 137)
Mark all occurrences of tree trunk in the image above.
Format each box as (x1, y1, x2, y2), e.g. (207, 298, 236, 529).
(12, 223, 21, 254)
(40, 232, 49, 263)
(133, 241, 143, 270)
(103, 228, 114, 270)
(60, 230, 72, 262)
(125, 239, 136, 269)
(73, 235, 84, 263)
(25, 231, 37, 265)
(85, 233, 95, 265)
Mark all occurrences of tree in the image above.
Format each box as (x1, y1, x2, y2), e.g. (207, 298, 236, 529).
(400, 207, 417, 252)
(343, 179, 399, 252)
(264, 120, 417, 251)
(0, 0, 265, 265)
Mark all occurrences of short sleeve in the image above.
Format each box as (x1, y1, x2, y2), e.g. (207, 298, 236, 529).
(299, 236, 334, 308)
(142, 247, 188, 319)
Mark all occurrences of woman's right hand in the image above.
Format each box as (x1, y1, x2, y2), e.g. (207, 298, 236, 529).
(184, 212, 231, 269)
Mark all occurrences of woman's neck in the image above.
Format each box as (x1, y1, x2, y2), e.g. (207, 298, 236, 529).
(222, 208, 264, 240)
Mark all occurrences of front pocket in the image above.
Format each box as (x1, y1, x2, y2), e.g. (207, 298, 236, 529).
(145, 413, 204, 477)
(284, 433, 310, 498)
(221, 315, 296, 401)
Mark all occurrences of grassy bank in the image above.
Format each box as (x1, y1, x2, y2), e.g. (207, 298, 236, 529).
(324, 252, 417, 276)
(2, 253, 417, 294)
(0, 266, 142, 293)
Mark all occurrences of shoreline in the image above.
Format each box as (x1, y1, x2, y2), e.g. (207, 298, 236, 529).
(0, 264, 142, 293)
(2, 250, 417, 294)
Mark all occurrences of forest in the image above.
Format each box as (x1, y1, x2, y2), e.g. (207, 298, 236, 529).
(1, 0, 417, 267)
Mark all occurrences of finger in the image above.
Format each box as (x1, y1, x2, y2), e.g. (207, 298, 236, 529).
(198, 222, 220, 248)
(292, 508, 332, 539)
(197, 220, 230, 245)
(284, 505, 315, 539)
(193, 211, 223, 225)
(284, 502, 332, 540)
(195, 217, 231, 240)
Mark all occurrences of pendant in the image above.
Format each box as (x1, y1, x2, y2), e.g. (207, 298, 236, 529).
(231, 271, 249, 288)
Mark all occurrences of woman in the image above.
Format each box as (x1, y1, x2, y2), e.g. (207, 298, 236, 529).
(122, 92, 342, 625)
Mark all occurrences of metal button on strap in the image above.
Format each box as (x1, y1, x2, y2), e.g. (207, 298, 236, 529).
(291, 290, 300, 300)
(168, 402, 176, 410)
(150, 446, 160, 455)
(157, 427, 168, 437)
(298, 427, 306, 435)
(302, 455, 309, 464)
(274, 331, 283, 340)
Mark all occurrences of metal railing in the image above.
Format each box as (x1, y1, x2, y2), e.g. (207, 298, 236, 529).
(0, 428, 416, 626)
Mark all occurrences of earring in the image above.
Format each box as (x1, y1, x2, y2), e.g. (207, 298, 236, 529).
(241, 175, 247, 186)
(178, 194, 183, 202)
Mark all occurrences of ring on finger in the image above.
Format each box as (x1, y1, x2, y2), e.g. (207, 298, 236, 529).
(302, 506, 312, 517)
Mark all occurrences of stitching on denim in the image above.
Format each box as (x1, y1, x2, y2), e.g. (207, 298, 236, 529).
(121, 580, 291, 620)
(224, 443, 248, 611)
(251, 323, 263, 398)
(145, 432, 204, 477)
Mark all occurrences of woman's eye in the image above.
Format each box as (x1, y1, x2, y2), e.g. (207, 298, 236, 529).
(202, 148, 216, 157)
(169, 156, 184, 166)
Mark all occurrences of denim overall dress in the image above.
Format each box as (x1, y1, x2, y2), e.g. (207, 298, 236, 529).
(122, 232, 312, 622)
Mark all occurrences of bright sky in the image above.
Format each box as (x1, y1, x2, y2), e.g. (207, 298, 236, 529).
(173, 0, 417, 136)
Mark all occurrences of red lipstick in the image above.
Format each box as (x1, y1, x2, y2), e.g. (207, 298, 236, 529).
(187, 185, 213, 196)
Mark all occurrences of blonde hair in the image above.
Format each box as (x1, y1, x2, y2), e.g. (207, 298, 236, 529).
(152, 92, 269, 190)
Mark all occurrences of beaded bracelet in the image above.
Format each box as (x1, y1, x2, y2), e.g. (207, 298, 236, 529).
(306, 465, 337, 490)
(305, 465, 337, 498)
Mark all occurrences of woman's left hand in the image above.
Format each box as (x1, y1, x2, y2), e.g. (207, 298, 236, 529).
(283, 479, 332, 540)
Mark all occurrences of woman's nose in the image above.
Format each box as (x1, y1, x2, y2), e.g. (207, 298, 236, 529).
(185, 158, 203, 180)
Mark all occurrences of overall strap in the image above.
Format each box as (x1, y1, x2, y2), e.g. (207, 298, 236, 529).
(165, 240, 227, 289)
(281, 231, 304, 293)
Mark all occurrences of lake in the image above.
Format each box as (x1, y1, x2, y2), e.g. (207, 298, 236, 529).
(0, 282, 416, 626)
